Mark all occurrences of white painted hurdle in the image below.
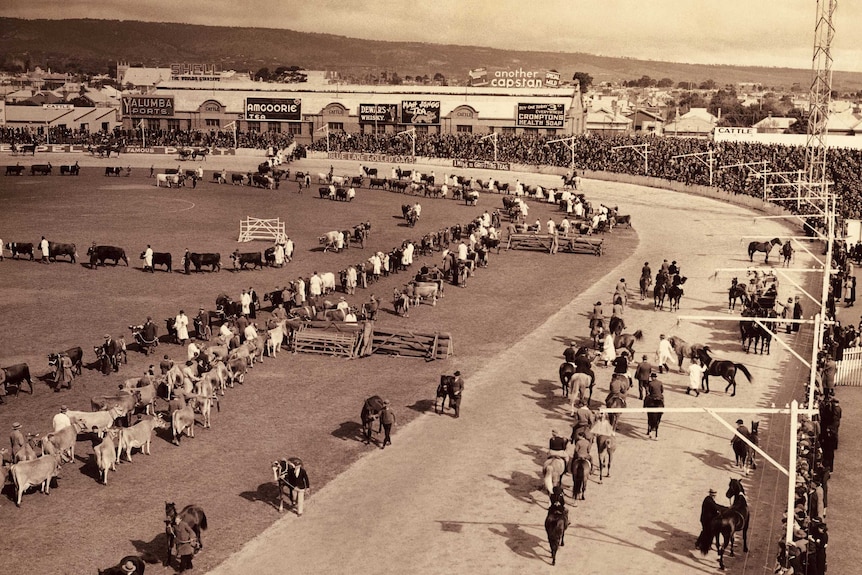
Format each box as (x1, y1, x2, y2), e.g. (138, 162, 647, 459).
(238, 217, 286, 243)
(836, 346, 862, 386)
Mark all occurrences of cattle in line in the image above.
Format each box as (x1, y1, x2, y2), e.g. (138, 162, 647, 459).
(193, 378, 218, 429)
(105, 166, 123, 176)
(91, 392, 137, 427)
(120, 378, 158, 416)
(231, 250, 263, 271)
(362, 166, 378, 177)
(319, 231, 340, 253)
(155, 173, 183, 187)
(172, 397, 198, 444)
(87, 244, 129, 268)
(48, 241, 77, 263)
(5, 242, 34, 260)
(405, 281, 439, 306)
(368, 177, 388, 190)
(228, 339, 262, 368)
(48, 346, 84, 380)
(5, 165, 25, 176)
(335, 188, 350, 201)
(43, 421, 82, 464)
(320, 271, 337, 294)
(59, 162, 80, 176)
(349, 176, 363, 188)
(189, 252, 221, 273)
(9, 447, 62, 506)
(331, 175, 347, 186)
(227, 357, 248, 385)
(231, 173, 247, 185)
(252, 173, 274, 189)
(117, 414, 170, 462)
(140, 251, 172, 272)
(1, 363, 33, 396)
(30, 163, 52, 176)
(93, 428, 119, 484)
(67, 407, 125, 438)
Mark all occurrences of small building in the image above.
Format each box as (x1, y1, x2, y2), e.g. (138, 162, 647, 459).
(585, 107, 632, 135)
(627, 109, 664, 135)
(752, 115, 797, 134)
(663, 107, 717, 138)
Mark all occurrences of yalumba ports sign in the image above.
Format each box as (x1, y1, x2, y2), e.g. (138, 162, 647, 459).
(517, 103, 565, 128)
(245, 98, 302, 121)
(122, 96, 174, 118)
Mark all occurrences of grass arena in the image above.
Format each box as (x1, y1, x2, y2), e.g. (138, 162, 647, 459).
(0, 151, 845, 574)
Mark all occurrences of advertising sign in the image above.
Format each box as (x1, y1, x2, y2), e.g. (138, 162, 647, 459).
(401, 100, 440, 124)
(122, 96, 174, 118)
(452, 159, 511, 171)
(359, 103, 398, 124)
(469, 67, 562, 88)
(245, 98, 302, 121)
(517, 103, 565, 127)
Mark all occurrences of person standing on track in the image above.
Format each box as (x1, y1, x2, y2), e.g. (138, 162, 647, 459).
(287, 460, 310, 517)
(39, 236, 50, 264)
(635, 355, 652, 400)
(380, 400, 395, 448)
(656, 334, 675, 374)
(696, 488, 721, 549)
(450, 371, 464, 418)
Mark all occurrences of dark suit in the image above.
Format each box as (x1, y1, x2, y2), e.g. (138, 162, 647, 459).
(450, 376, 464, 418)
(696, 495, 722, 548)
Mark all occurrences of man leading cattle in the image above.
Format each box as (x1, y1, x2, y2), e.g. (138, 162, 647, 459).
(175, 310, 190, 345)
(142, 244, 154, 273)
(101, 334, 121, 375)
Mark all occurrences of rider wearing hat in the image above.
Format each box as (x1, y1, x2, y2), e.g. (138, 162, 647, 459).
(548, 429, 570, 466)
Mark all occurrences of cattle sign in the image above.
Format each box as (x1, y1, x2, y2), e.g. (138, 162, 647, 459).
(359, 104, 398, 124)
(517, 103, 565, 128)
(401, 101, 440, 125)
(122, 96, 174, 118)
(245, 98, 302, 121)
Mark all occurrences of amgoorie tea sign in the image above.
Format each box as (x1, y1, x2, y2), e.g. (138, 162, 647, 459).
(245, 98, 302, 121)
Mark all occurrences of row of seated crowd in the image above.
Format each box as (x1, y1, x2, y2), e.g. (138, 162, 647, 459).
(5, 125, 861, 218)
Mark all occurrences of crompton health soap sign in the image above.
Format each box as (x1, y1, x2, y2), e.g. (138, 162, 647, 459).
(517, 103, 565, 128)
(401, 101, 440, 124)
(122, 96, 174, 118)
(245, 98, 302, 121)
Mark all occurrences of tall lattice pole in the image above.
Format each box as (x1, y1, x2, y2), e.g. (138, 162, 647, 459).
(804, 0, 836, 194)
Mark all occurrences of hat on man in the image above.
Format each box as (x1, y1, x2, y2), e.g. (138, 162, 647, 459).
(708, 489, 717, 496)
(12, 422, 21, 430)
(383, 399, 391, 406)
(736, 419, 744, 425)
(104, 334, 111, 339)
(121, 560, 137, 574)
(650, 372, 658, 379)
(60, 405, 68, 413)
(454, 370, 461, 376)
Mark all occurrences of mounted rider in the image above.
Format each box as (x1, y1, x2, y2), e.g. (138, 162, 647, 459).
(571, 401, 595, 443)
(547, 429, 570, 466)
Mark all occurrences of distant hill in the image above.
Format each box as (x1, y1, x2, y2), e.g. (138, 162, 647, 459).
(2, 18, 862, 93)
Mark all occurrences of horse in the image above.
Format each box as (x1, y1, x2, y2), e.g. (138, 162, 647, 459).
(435, 375, 453, 414)
(571, 456, 590, 501)
(747, 237, 782, 263)
(614, 330, 643, 356)
(165, 502, 208, 566)
(732, 421, 759, 475)
(668, 281, 685, 312)
(605, 395, 625, 435)
(542, 455, 568, 496)
(596, 433, 616, 483)
(728, 279, 749, 310)
(666, 335, 705, 373)
(361, 395, 386, 444)
(545, 485, 569, 566)
(639, 274, 652, 300)
(609, 315, 626, 337)
(697, 347, 753, 397)
(644, 395, 664, 439)
(653, 281, 668, 310)
(697, 478, 749, 570)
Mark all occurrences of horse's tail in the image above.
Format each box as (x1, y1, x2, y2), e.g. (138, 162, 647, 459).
(199, 510, 208, 531)
(633, 329, 643, 341)
(542, 462, 556, 495)
(735, 363, 753, 383)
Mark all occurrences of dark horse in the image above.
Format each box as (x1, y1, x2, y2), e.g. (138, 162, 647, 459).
(545, 485, 569, 566)
(728, 278, 749, 310)
(668, 277, 687, 311)
(697, 478, 749, 570)
(361, 395, 386, 444)
(606, 394, 625, 434)
(747, 237, 782, 263)
(165, 502, 208, 566)
(571, 456, 590, 501)
(435, 375, 454, 414)
(732, 421, 759, 475)
(697, 347, 753, 397)
(644, 395, 663, 439)
(639, 274, 652, 300)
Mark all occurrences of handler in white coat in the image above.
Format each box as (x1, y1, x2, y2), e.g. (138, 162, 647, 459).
(175, 310, 190, 344)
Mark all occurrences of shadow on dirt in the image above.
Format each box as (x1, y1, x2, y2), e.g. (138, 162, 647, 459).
(239, 481, 281, 510)
(130, 532, 171, 565)
(331, 420, 364, 442)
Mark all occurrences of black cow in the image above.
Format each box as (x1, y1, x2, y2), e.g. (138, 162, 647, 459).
(350, 176, 363, 188)
(263, 288, 285, 309)
(87, 245, 129, 268)
(231, 250, 263, 271)
(140, 251, 172, 272)
(231, 173, 246, 185)
(368, 177, 387, 189)
(0, 363, 33, 396)
(59, 163, 80, 176)
(5, 165, 25, 176)
(336, 188, 349, 201)
(5, 242, 34, 260)
(48, 346, 84, 379)
(216, 294, 242, 318)
(105, 167, 122, 176)
(264, 247, 276, 266)
(189, 252, 221, 272)
(362, 166, 378, 177)
(30, 163, 52, 176)
(48, 241, 77, 263)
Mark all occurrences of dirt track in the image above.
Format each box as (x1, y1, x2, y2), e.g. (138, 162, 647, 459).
(205, 174, 805, 574)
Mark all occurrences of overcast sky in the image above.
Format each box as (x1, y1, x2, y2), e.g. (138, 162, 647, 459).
(2, 0, 860, 72)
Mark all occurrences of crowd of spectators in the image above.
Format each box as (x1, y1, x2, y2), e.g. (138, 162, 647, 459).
(308, 132, 862, 220)
(4, 125, 862, 219)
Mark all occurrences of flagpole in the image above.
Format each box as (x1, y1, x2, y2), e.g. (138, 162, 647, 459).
(140, 120, 146, 148)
